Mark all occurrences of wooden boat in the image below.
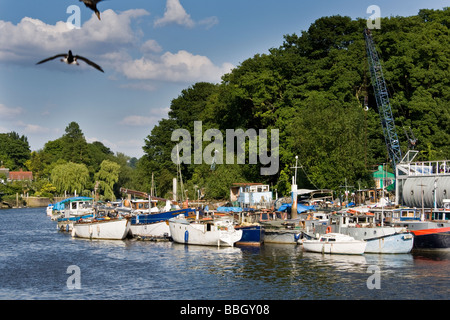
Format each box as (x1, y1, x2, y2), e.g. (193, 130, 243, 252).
(302, 233, 367, 255)
(71, 216, 131, 240)
(168, 215, 243, 247)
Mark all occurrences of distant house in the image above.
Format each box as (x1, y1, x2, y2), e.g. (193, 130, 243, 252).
(230, 183, 272, 207)
(8, 169, 33, 181)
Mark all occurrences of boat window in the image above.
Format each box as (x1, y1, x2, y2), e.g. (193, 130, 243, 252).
(328, 238, 336, 242)
(72, 202, 77, 209)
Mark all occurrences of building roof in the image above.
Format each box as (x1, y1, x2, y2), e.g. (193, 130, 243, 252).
(231, 183, 265, 187)
(9, 170, 33, 181)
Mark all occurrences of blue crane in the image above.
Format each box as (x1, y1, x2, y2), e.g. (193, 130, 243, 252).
(364, 29, 403, 173)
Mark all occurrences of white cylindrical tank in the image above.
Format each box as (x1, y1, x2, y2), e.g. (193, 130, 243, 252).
(401, 176, 450, 208)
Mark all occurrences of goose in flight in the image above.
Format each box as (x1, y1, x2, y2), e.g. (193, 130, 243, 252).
(79, 0, 104, 20)
(36, 50, 104, 73)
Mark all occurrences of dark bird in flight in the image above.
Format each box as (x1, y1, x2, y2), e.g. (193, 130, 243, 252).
(79, 0, 104, 20)
(36, 50, 104, 73)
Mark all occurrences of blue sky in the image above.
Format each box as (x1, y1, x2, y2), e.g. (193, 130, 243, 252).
(0, 0, 447, 158)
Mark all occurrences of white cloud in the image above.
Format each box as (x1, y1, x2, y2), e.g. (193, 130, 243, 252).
(141, 40, 163, 54)
(120, 50, 234, 83)
(198, 16, 219, 30)
(0, 8, 231, 85)
(154, 0, 195, 28)
(0, 104, 23, 118)
(23, 124, 50, 134)
(120, 115, 159, 126)
(0, 9, 149, 62)
(154, 0, 218, 29)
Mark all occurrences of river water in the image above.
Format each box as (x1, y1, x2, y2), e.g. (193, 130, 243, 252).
(1, 207, 449, 302)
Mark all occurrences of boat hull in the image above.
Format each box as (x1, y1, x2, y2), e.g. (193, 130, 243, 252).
(393, 222, 450, 249)
(302, 235, 367, 255)
(72, 218, 131, 240)
(169, 219, 243, 247)
(57, 214, 94, 232)
(263, 229, 302, 244)
(130, 208, 195, 239)
(343, 228, 414, 254)
(411, 228, 450, 249)
(235, 225, 264, 246)
(303, 241, 366, 255)
(130, 221, 170, 239)
(364, 233, 414, 253)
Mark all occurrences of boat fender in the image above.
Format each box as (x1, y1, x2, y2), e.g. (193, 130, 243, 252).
(294, 233, 301, 241)
(184, 230, 189, 243)
(326, 226, 332, 234)
(66, 224, 69, 232)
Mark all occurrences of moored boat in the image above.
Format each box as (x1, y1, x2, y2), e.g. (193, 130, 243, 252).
(302, 233, 367, 255)
(50, 196, 94, 221)
(393, 220, 450, 250)
(168, 215, 243, 247)
(129, 208, 195, 240)
(235, 224, 264, 246)
(57, 213, 94, 232)
(314, 213, 414, 254)
(72, 216, 131, 240)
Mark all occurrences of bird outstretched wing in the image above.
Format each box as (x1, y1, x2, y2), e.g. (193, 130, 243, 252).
(36, 54, 67, 65)
(75, 55, 104, 72)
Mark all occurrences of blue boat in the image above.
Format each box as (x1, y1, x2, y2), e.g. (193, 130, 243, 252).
(235, 224, 264, 246)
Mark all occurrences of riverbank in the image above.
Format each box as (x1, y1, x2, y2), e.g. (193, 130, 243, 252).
(0, 196, 68, 209)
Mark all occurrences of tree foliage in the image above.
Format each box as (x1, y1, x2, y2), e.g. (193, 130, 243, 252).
(94, 160, 121, 201)
(3, 9, 449, 200)
(51, 162, 90, 195)
(138, 8, 450, 198)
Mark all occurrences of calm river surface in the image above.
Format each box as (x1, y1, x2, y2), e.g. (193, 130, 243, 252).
(1, 207, 449, 301)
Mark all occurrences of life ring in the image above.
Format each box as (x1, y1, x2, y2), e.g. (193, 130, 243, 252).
(326, 226, 332, 234)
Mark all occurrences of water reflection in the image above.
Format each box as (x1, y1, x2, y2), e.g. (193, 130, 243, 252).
(1, 208, 449, 300)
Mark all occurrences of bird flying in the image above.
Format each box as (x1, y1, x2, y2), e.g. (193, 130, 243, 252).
(36, 50, 104, 73)
(79, 0, 104, 20)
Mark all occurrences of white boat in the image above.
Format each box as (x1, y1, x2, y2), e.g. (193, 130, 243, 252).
(50, 197, 94, 221)
(302, 233, 367, 255)
(46, 204, 54, 217)
(129, 208, 195, 240)
(320, 214, 414, 254)
(168, 215, 243, 247)
(71, 216, 131, 240)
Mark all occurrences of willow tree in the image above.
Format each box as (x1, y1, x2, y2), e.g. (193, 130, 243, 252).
(51, 162, 90, 195)
(94, 160, 120, 201)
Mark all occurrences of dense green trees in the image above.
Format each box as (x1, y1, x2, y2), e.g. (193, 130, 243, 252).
(0, 132, 30, 170)
(2, 9, 449, 202)
(136, 8, 450, 199)
(51, 162, 90, 195)
(0, 122, 137, 201)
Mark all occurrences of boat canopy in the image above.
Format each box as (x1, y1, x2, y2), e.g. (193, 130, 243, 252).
(52, 197, 93, 211)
